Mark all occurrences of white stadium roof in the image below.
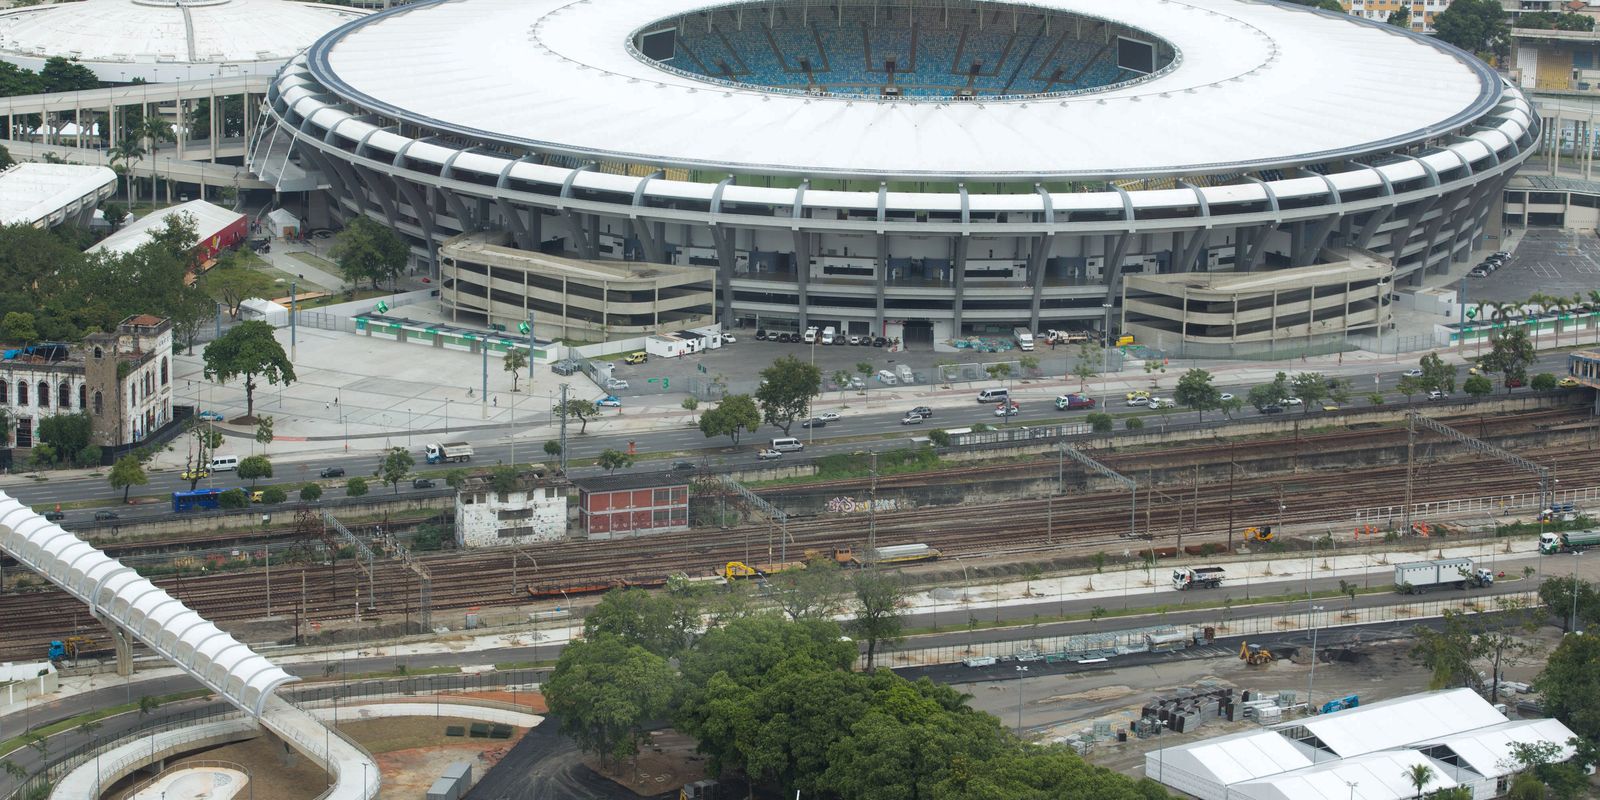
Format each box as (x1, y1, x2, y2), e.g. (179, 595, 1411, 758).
(1147, 689, 1578, 800)
(0, 163, 116, 228)
(0, 0, 364, 82)
(310, 0, 1498, 179)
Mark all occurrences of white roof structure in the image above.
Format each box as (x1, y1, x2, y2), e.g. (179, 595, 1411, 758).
(0, 163, 115, 228)
(1147, 689, 1579, 800)
(0, 0, 365, 83)
(88, 199, 244, 256)
(311, 0, 1497, 179)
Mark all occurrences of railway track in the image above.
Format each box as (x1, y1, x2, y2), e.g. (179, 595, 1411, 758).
(0, 408, 1590, 660)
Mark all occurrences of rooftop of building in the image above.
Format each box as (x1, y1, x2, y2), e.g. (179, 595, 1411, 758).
(574, 472, 693, 493)
(445, 233, 714, 285)
(86, 200, 244, 257)
(0, 163, 116, 227)
(1129, 250, 1392, 294)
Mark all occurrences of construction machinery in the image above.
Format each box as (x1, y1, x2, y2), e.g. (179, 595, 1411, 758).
(1243, 526, 1274, 543)
(806, 544, 941, 567)
(722, 561, 805, 581)
(1239, 642, 1274, 665)
(1172, 566, 1226, 590)
(48, 635, 99, 663)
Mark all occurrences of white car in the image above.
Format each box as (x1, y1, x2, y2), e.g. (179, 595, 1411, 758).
(901, 412, 925, 425)
(1219, 393, 1234, 402)
(1125, 396, 1151, 407)
(876, 369, 899, 385)
(723, 334, 737, 344)
(818, 412, 841, 422)
(757, 448, 783, 460)
(1147, 397, 1170, 409)
(1427, 390, 1448, 401)
(847, 376, 866, 390)
(1402, 368, 1424, 377)
(605, 378, 629, 391)
(1283, 397, 1303, 406)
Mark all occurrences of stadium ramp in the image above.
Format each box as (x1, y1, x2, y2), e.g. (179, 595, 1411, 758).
(0, 492, 378, 800)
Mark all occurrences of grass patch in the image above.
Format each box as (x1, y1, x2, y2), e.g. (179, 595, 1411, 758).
(1496, 515, 1595, 537)
(0, 688, 212, 757)
(319, 665, 460, 682)
(287, 251, 338, 270)
(297, 289, 389, 310)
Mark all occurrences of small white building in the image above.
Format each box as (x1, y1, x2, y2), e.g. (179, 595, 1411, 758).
(265, 208, 301, 239)
(0, 661, 57, 706)
(454, 470, 568, 548)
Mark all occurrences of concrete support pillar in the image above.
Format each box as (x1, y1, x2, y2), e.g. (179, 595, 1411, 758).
(874, 232, 888, 331)
(792, 228, 810, 328)
(951, 235, 969, 337)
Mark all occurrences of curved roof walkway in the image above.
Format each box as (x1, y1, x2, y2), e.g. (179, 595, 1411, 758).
(0, 491, 379, 800)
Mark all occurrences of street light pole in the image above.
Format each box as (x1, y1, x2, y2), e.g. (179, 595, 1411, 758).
(1307, 604, 1324, 713)
(1015, 665, 1029, 733)
(1572, 552, 1583, 633)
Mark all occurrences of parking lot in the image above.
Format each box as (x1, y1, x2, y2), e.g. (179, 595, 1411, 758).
(1468, 228, 1600, 303)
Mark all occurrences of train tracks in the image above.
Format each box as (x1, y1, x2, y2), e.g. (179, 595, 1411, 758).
(0, 407, 1591, 661)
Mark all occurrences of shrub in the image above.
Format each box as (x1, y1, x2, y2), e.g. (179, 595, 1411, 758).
(1085, 412, 1113, 433)
(346, 477, 368, 497)
(219, 489, 248, 509)
(260, 487, 287, 504)
(299, 483, 323, 502)
(928, 429, 951, 447)
(1124, 417, 1144, 430)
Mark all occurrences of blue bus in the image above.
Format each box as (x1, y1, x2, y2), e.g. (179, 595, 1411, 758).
(172, 488, 223, 513)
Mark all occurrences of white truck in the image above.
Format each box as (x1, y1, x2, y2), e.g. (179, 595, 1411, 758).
(1012, 327, 1035, 351)
(1393, 557, 1494, 594)
(1172, 566, 1226, 590)
(425, 441, 474, 464)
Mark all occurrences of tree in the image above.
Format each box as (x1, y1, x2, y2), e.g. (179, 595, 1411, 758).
(300, 483, 323, 502)
(1432, 0, 1509, 57)
(544, 635, 676, 768)
(346, 477, 368, 497)
(1174, 368, 1220, 421)
(1463, 373, 1493, 398)
(1072, 341, 1101, 391)
(1125, 416, 1144, 431)
(1409, 611, 1483, 692)
(986, 361, 1013, 388)
(1290, 372, 1328, 413)
(108, 139, 145, 204)
(851, 569, 906, 671)
(200, 259, 275, 319)
(183, 418, 224, 489)
(597, 448, 634, 475)
(236, 455, 272, 488)
(1405, 763, 1436, 799)
(542, 440, 562, 459)
(1532, 372, 1558, 392)
(202, 320, 295, 419)
(1484, 327, 1536, 390)
(445, 468, 469, 489)
(379, 446, 414, 494)
(261, 487, 287, 504)
(1, 311, 37, 344)
(769, 558, 849, 621)
(101, 203, 127, 231)
(108, 455, 147, 503)
(833, 368, 854, 398)
(1398, 375, 1425, 402)
(330, 216, 409, 290)
(138, 694, 161, 717)
(1248, 372, 1290, 411)
(0, 759, 24, 780)
(699, 393, 760, 446)
(502, 348, 527, 392)
(134, 114, 173, 203)
(928, 429, 951, 447)
(1419, 352, 1458, 394)
(1368, 391, 1386, 406)
(582, 588, 702, 658)
(219, 488, 248, 509)
(1387, 6, 1410, 26)
(254, 416, 274, 454)
(1018, 354, 1040, 376)
(0, 409, 10, 447)
(1536, 576, 1600, 634)
(757, 355, 823, 436)
(1085, 412, 1113, 433)
(0, 143, 11, 171)
(680, 396, 699, 424)
(560, 398, 597, 434)
(1505, 740, 1594, 799)
(1536, 630, 1600, 742)
(38, 414, 92, 464)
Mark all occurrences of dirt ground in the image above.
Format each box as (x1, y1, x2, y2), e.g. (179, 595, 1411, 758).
(152, 732, 340, 800)
(582, 729, 710, 797)
(339, 716, 525, 798)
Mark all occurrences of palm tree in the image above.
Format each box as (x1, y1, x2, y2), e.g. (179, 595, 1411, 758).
(1404, 763, 1435, 798)
(136, 114, 174, 204)
(108, 140, 144, 205)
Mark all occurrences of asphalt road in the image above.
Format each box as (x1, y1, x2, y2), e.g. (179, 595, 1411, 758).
(6, 352, 1580, 522)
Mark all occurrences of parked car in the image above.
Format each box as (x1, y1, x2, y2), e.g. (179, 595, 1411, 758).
(1468, 268, 1488, 278)
(319, 466, 346, 479)
(1126, 396, 1151, 407)
(847, 376, 866, 390)
(412, 478, 435, 489)
(818, 412, 841, 422)
(671, 460, 697, 471)
(1505, 376, 1524, 389)
(1493, 250, 1511, 259)
(1402, 368, 1424, 377)
(757, 448, 783, 460)
(910, 406, 933, 418)
(623, 351, 648, 365)
(197, 410, 225, 422)
(801, 418, 827, 428)
(876, 369, 898, 385)
(598, 395, 622, 407)
(605, 378, 630, 391)
(94, 510, 120, 521)
(723, 334, 738, 344)
(872, 336, 888, 347)
(755, 329, 768, 341)
(900, 412, 926, 425)
(43, 510, 65, 522)
(848, 335, 863, 345)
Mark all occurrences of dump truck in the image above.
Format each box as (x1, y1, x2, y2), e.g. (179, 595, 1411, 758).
(425, 441, 474, 464)
(1540, 529, 1600, 555)
(1393, 557, 1494, 594)
(1172, 566, 1226, 590)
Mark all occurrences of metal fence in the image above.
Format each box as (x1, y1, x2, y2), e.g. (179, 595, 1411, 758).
(1352, 484, 1600, 525)
(868, 590, 1541, 670)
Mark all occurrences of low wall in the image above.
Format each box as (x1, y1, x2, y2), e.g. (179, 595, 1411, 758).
(71, 492, 454, 541)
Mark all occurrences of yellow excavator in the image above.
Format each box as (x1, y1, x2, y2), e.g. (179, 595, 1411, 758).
(1239, 642, 1274, 665)
(721, 561, 805, 581)
(1243, 526, 1275, 543)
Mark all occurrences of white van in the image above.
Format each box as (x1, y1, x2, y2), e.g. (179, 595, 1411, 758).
(961, 655, 999, 668)
(802, 327, 818, 344)
(821, 326, 837, 344)
(209, 455, 239, 472)
(770, 437, 804, 452)
(977, 388, 1010, 403)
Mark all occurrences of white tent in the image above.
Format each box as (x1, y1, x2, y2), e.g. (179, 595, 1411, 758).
(265, 208, 300, 238)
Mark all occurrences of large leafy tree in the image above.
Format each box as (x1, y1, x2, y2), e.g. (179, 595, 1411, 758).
(108, 455, 148, 503)
(543, 635, 677, 768)
(1174, 368, 1220, 421)
(1537, 576, 1600, 634)
(850, 569, 907, 671)
(1483, 327, 1536, 390)
(199, 251, 275, 319)
(560, 398, 597, 434)
(236, 455, 272, 488)
(1534, 631, 1600, 741)
(202, 320, 296, 419)
(330, 216, 409, 291)
(1432, 0, 1509, 57)
(1289, 372, 1328, 413)
(699, 393, 760, 446)
(1247, 371, 1290, 411)
(820, 680, 1010, 800)
(768, 557, 849, 621)
(379, 446, 413, 494)
(756, 355, 823, 436)
(583, 588, 702, 659)
(1419, 352, 1458, 395)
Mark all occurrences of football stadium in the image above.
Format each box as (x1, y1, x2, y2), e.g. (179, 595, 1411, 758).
(252, 0, 1537, 352)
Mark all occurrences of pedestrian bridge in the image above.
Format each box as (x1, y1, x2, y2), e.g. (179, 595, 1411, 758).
(0, 492, 379, 800)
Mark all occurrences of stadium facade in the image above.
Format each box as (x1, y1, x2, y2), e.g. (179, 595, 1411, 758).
(251, 0, 1537, 351)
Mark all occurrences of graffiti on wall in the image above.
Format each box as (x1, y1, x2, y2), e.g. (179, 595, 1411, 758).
(825, 496, 901, 514)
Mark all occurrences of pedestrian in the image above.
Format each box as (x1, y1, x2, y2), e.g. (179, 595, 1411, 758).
(325, 402, 330, 410)
(334, 396, 339, 406)
(493, 396, 498, 407)
(467, 387, 474, 397)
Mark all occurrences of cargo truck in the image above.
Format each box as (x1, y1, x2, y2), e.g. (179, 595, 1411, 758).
(1012, 327, 1035, 351)
(1540, 529, 1600, 554)
(425, 441, 474, 464)
(1393, 557, 1494, 594)
(1172, 566, 1226, 590)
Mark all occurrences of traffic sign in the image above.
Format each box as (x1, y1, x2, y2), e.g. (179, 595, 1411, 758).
(1465, 308, 1476, 319)
(518, 321, 530, 334)
(375, 300, 389, 313)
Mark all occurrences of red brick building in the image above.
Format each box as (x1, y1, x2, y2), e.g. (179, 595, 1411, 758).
(576, 474, 689, 538)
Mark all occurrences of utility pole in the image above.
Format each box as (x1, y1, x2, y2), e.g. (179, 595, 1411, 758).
(1402, 416, 1416, 537)
(289, 280, 297, 361)
(558, 383, 569, 473)
(1226, 441, 1237, 552)
(481, 340, 489, 419)
(867, 451, 879, 567)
